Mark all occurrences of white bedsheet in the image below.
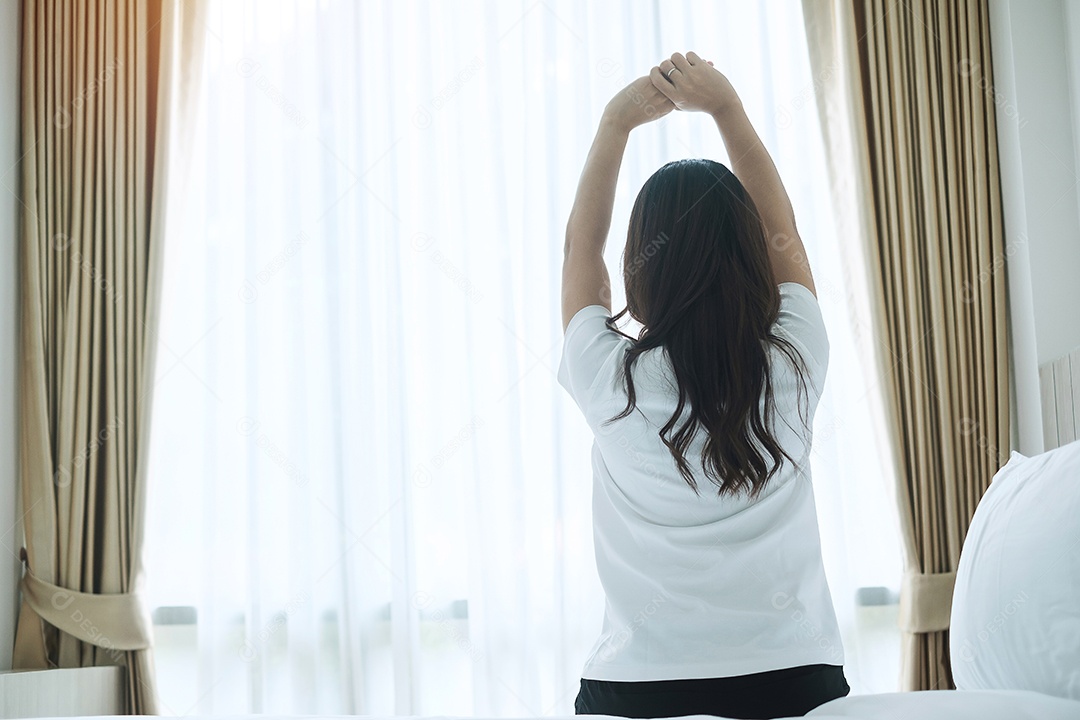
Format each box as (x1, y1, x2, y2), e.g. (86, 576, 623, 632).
(805, 688, 1080, 719)
(20, 689, 1080, 720)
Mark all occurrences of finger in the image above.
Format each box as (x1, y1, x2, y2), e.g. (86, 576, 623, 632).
(648, 94, 676, 117)
(650, 86, 676, 108)
(707, 60, 714, 66)
(650, 66, 678, 100)
(686, 51, 703, 65)
(670, 52, 691, 72)
(657, 59, 679, 84)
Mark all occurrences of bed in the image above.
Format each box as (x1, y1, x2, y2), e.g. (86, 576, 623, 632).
(16, 690, 1080, 720)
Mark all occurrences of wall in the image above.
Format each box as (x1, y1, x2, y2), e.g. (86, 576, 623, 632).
(0, 0, 21, 672)
(989, 0, 1080, 455)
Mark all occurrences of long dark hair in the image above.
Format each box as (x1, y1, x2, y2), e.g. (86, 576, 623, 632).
(603, 158, 809, 500)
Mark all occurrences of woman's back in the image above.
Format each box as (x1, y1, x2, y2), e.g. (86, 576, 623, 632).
(558, 282, 844, 681)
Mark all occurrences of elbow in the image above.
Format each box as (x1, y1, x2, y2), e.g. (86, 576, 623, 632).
(563, 224, 578, 260)
(563, 223, 607, 260)
(563, 215, 578, 258)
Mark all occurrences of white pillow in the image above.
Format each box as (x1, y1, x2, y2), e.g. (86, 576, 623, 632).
(950, 440, 1080, 700)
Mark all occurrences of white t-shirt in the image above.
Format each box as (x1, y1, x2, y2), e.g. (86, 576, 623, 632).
(557, 281, 844, 681)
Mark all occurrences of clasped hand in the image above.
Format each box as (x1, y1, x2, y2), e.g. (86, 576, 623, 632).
(602, 51, 737, 133)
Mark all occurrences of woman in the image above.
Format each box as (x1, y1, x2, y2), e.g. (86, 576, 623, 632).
(559, 52, 850, 719)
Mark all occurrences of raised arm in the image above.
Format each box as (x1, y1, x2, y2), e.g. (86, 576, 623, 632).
(650, 52, 816, 296)
(562, 76, 675, 331)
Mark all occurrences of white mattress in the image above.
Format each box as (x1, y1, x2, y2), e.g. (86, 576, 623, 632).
(22, 689, 1080, 720)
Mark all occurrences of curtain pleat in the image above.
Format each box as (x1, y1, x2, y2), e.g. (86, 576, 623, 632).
(801, 0, 1010, 691)
(14, 0, 208, 712)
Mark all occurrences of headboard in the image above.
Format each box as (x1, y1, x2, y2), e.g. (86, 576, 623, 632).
(1039, 346, 1080, 451)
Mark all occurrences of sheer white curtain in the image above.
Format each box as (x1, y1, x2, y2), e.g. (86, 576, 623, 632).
(145, 0, 903, 715)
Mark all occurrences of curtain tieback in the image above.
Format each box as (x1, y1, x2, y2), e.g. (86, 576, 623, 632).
(19, 548, 153, 651)
(898, 569, 956, 633)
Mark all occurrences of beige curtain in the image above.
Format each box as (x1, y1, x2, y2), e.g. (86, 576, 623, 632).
(802, 0, 1010, 691)
(14, 0, 207, 713)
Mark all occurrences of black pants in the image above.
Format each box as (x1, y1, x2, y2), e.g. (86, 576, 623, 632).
(574, 663, 850, 719)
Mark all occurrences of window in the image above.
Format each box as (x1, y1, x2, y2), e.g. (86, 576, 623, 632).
(145, 1, 903, 714)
